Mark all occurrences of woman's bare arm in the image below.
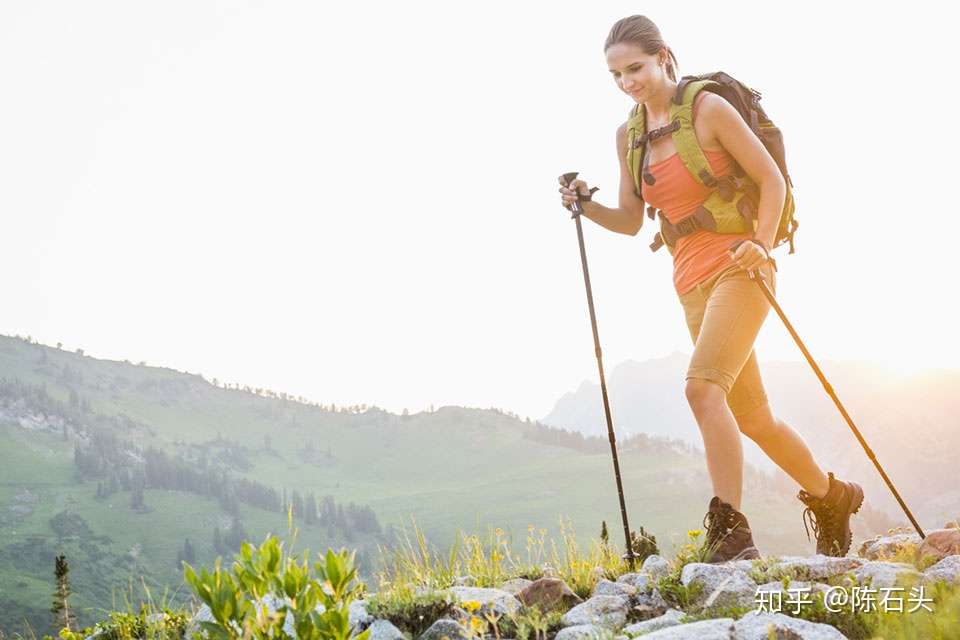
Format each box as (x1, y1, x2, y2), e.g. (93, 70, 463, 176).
(700, 92, 786, 250)
(575, 123, 645, 236)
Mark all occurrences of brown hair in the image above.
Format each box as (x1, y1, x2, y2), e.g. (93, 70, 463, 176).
(604, 15, 679, 82)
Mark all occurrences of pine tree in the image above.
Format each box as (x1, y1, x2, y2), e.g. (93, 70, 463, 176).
(305, 493, 317, 525)
(51, 554, 76, 631)
(130, 482, 145, 510)
(600, 520, 609, 545)
(213, 526, 224, 555)
(183, 537, 196, 563)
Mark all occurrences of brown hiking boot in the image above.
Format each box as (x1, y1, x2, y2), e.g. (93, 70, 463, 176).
(701, 496, 761, 563)
(797, 471, 865, 556)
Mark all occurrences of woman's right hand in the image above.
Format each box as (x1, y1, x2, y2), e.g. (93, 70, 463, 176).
(558, 176, 591, 210)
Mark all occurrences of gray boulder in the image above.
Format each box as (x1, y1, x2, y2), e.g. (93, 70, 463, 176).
(561, 595, 631, 630)
(365, 619, 407, 640)
(447, 586, 521, 617)
(615, 572, 650, 592)
(634, 587, 670, 614)
(755, 580, 832, 605)
(640, 555, 671, 583)
(734, 610, 848, 639)
(621, 608, 685, 635)
(638, 618, 735, 639)
(858, 532, 922, 560)
(349, 600, 374, 630)
(923, 554, 960, 585)
(555, 624, 613, 640)
(762, 555, 862, 582)
(593, 579, 637, 598)
(187, 594, 298, 638)
(680, 563, 758, 610)
(419, 618, 469, 640)
(852, 561, 922, 588)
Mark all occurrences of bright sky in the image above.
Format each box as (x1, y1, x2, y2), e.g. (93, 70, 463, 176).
(3, 2, 957, 421)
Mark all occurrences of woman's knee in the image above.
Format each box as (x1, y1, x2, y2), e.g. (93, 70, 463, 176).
(685, 378, 727, 417)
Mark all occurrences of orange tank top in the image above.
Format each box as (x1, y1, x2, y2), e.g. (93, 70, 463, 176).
(640, 135, 753, 296)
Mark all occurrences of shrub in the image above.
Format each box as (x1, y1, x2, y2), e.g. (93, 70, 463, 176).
(183, 534, 370, 640)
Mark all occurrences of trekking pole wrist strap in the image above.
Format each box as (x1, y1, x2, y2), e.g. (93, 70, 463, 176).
(749, 238, 778, 272)
(578, 186, 599, 202)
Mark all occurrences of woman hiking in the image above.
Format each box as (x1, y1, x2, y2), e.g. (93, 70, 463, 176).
(558, 14, 864, 562)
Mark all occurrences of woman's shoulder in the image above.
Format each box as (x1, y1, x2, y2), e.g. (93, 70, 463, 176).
(692, 90, 721, 118)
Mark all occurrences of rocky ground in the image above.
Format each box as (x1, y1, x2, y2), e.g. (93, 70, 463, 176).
(173, 527, 960, 640)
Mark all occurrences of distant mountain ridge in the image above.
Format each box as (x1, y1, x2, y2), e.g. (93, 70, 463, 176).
(541, 351, 960, 526)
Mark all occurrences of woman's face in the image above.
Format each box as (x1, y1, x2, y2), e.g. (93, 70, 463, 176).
(605, 42, 663, 103)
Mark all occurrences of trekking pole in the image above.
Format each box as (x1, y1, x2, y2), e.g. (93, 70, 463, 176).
(730, 240, 926, 539)
(561, 172, 640, 568)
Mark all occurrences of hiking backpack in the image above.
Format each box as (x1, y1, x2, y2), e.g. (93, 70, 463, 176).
(625, 72, 798, 255)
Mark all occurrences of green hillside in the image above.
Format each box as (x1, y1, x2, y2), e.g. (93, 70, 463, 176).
(0, 334, 892, 635)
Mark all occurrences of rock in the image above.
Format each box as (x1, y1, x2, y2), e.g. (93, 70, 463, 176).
(349, 600, 373, 630)
(640, 555, 671, 583)
(919, 528, 960, 561)
(554, 624, 610, 640)
(448, 586, 522, 617)
(419, 618, 470, 640)
(499, 577, 533, 595)
(756, 580, 832, 599)
(629, 603, 666, 622)
(638, 618, 735, 639)
(727, 560, 757, 574)
(593, 578, 636, 598)
(634, 588, 670, 613)
(615, 572, 650, 592)
(852, 561, 922, 588)
(365, 619, 407, 640)
(733, 610, 847, 639)
(516, 577, 582, 612)
(680, 563, 758, 610)
(454, 575, 477, 587)
(561, 595, 630, 630)
(923, 555, 960, 585)
(622, 608, 685, 635)
(858, 532, 922, 560)
(187, 594, 300, 639)
(762, 555, 862, 582)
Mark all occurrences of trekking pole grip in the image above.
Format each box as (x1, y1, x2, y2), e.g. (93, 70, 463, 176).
(561, 171, 598, 219)
(728, 239, 767, 281)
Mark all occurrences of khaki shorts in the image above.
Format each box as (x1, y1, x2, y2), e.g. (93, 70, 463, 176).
(677, 260, 777, 417)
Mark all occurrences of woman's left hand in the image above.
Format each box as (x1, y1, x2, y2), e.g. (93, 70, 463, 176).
(730, 239, 769, 272)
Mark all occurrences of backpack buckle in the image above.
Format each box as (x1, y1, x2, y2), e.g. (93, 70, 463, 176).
(674, 216, 701, 236)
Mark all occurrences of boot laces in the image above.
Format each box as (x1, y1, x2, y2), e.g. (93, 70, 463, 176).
(703, 507, 738, 546)
(800, 493, 838, 544)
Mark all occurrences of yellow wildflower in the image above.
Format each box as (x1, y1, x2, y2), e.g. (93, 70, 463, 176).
(462, 600, 482, 613)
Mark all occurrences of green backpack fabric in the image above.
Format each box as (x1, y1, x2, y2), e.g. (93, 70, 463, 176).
(626, 72, 798, 255)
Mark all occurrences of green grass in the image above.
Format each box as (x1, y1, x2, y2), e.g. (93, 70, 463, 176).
(0, 334, 861, 634)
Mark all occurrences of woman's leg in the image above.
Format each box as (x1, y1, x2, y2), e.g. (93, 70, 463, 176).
(735, 400, 830, 499)
(686, 379, 745, 510)
(680, 260, 778, 512)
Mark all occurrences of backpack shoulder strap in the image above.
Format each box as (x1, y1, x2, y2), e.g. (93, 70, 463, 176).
(625, 103, 647, 197)
(670, 78, 721, 188)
